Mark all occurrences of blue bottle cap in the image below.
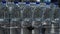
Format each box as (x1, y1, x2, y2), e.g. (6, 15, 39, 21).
(36, 2, 40, 4)
(26, 1, 30, 4)
(14, 1, 18, 4)
(2, 0, 6, 4)
(46, 2, 50, 5)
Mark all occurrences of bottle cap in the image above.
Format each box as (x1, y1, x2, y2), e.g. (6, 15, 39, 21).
(36, 2, 40, 4)
(46, 2, 50, 5)
(14, 1, 18, 4)
(2, 0, 6, 4)
(26, 1, 30, 4)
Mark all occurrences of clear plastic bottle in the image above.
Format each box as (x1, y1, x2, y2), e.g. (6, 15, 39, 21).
(23, 5, 33, 21)
(53, 4, 60, 34)
(0, 3, 5, 19)
(7, 2, 22, 34)
(12, 5, 21, 18)
(0, 2, 10, 34)
(0, 2, 9, 25)
(33, 6, 43, 21)
(32, 21, 42, 34)
(7, 2, 21, 19)
(32, 3, 46, 34)
(50, 3, 60, 34)
(43, 2, 52, 20)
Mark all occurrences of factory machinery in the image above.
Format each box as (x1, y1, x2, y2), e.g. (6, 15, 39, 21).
(0, 1, 60, 34)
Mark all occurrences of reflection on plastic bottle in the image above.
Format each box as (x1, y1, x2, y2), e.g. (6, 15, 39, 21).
(23, 6, 33, 19)
(11, 5, 21, 18)
(11, 20, 21, 27)
(0, 3, 9, 19)
(51, 24, 55, 34)
(54, 8, 60, 19)
(34, 7, 43, 18)
(33, 21, 41, 28)
(22, 21, 32, 27)
(0, 3, 60, 34)
(44, 8, 52, 20)
(0, 4, 5, 18)
(4, 7, 9, 19)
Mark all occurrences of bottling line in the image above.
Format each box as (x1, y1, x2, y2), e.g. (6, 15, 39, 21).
(0, 0, 60, 34)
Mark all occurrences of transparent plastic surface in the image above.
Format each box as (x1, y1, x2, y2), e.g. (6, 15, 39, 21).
(19, 3, 26, 9)
(33, 7, 43, 19)
(54, 8, 60, 19)
(22, 21, 32, 27)
(4, 7, 9, 19)
(53, 23, 59, 34)
(44, 7, 52, 20)
(23, 6, 33, 19)
(0, 3, 60, 34)
(0, 3, 10, 34)
(33, 21, 42, 28)
(6, 3, 21, 19)
(0, 19, 10, 27)
(11, 5, 21, 18)
(10, 20, 21, 27)
(10, 28, 21, 34)
(0, 3, 7, 18)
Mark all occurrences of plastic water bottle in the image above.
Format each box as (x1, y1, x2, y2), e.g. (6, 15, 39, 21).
(33, 6, 43, 21)
(23, 5, 33, 21)
(11, 3, 21, 19)
(43, 2, 51, 20)
(0, 3, 5, 19)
